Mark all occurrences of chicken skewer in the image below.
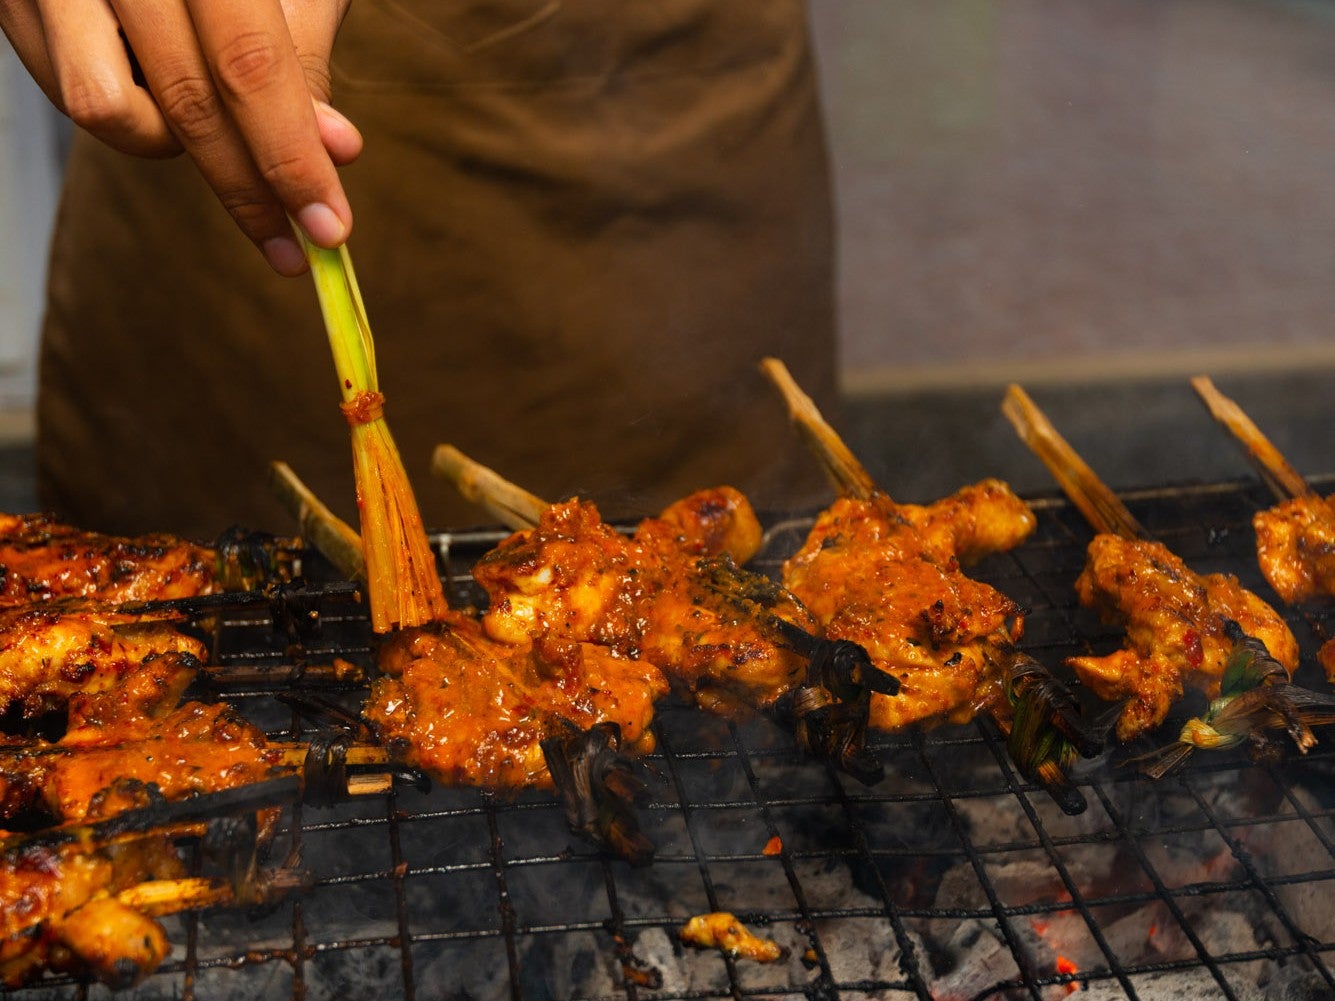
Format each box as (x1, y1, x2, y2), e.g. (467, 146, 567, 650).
(0, 589, 374, 729)
(1191, 375, 1335, 680)
(0, 600, 207, 726)
(432, 446, 897, 784)
(0, 714, 395, 827)
(1003, 384, 1335, 774)
(0, 512, 296, 607)
(273, 458, 668, 788)
(0, 599, 395, 833)
(269, 464, 673, 861)
(1, 777, 307, 988)
(761, 358, 1096, 812)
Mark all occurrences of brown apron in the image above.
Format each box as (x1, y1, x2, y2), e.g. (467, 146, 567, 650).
(38, 0, 837, 540)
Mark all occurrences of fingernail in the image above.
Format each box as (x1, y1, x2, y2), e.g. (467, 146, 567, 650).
(263, 236, 308, 276)
(296, 202, 348, 247)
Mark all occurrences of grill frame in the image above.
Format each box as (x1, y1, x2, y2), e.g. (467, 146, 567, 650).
(10, 476, 1335, 1001)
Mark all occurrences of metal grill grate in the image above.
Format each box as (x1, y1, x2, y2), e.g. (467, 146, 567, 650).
(11, 478, 1335, 1000)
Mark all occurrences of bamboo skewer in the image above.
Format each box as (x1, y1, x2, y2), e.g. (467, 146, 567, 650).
(431, 444, 547, 530)
(0, 743, 394, 803)
(269, 461, 367, 580)
(277, 742, 394, 797)
(116, 870, 308, 917)
(1190, 375, 1314, 503)
(759, 358, 879, 501)
(199, 660, 366, 687)
(1001, 384, 1147, 540)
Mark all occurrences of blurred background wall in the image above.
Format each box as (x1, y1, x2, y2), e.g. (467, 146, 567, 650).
(3, 0, 1335, 509)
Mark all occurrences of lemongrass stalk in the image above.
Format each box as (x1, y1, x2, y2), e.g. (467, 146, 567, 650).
(297, 234, 447, 632)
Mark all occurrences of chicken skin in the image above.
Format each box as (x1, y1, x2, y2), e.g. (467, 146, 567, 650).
(0, 827, 181, 988)
(0, 600, 206, 722)
(0, 698, 283, 825)
(1252, 494, 1335, 680)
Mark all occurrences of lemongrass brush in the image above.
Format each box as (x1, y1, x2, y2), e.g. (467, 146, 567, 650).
(298, 237, 447, 632)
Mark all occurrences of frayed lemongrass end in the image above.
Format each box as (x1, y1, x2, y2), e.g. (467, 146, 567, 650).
(349, 415, 447, 633)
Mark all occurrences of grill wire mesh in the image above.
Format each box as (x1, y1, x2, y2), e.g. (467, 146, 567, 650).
(10, 477, 1335, 1001)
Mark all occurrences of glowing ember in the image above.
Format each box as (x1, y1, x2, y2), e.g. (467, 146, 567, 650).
(1056, 955, 1080, 994)
(763, 836, 783, 856)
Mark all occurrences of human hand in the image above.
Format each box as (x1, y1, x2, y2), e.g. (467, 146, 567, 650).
(0, 0, 362, 276)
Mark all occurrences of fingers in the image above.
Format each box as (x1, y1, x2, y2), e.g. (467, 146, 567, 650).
(106, 0, 351, 274)
(5, 0, 355, 274)
(0, 0, 57, 104)
(11, 0, 178, 156)
(279, 0, 352, 102)
(184, 0, 351, 247)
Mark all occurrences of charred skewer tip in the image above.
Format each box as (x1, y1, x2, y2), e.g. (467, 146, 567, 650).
(541, 722, 656, 866)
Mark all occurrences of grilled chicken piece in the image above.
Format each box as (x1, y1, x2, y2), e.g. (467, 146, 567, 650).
(0, 600, 205, 723)
(1253, 493, 1335, 607)
(1071, 534, 1301, 742)
(472, 489, 816, 717)
(365, 611, 667, 789)
(762, 357, 1038, 729)
(0, 513, 218, 606)
(782, 484, 1036, 730)
(1254, 494, 1335, 681)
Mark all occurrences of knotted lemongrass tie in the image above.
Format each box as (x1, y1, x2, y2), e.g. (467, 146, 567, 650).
(341, 390, 385, 427)
(298, 235, 447, 633)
